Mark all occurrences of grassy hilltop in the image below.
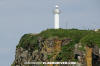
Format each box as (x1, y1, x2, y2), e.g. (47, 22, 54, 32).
(17, 29, 100, 49)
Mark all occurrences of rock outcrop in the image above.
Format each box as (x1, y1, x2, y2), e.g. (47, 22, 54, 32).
(12, 37, 72, 66)
(12, 29, 100, 66)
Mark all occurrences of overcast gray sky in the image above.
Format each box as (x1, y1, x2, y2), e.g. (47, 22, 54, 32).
(0, 0, 100, 66)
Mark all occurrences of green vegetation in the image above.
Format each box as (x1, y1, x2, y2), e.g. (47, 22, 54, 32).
(17, 34, 39, 50)
(17, 28, 100, 54)
(17, 29, 97, 49)
(56, 41, 76, 61)
(11, 64, 14, 66)
(80, 32, 100, 48)
(39, 29, 94, 43)
(47, 55, 53, 60)
(40, 64, 44, 66)
(17, 29, 92, 49)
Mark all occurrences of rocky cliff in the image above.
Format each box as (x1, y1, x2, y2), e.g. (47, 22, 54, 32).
(12, 29, 100, 66)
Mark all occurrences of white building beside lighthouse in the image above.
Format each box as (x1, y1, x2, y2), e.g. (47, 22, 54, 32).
(54, 5, 61, 29)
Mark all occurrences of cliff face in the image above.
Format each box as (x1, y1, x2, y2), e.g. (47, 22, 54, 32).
(13, 37, 72, 66)
(12, 29, 100, 66)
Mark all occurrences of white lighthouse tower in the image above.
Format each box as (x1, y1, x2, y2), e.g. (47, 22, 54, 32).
(54, 5, 61, 29)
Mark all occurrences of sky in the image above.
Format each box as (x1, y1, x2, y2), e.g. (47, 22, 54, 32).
(0, 0, 100, 66)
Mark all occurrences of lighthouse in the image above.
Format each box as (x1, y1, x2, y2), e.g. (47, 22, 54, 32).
(54, 5, 61, 29)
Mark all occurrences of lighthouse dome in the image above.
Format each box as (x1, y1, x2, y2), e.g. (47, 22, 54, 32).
(54, 5, 61, 14)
